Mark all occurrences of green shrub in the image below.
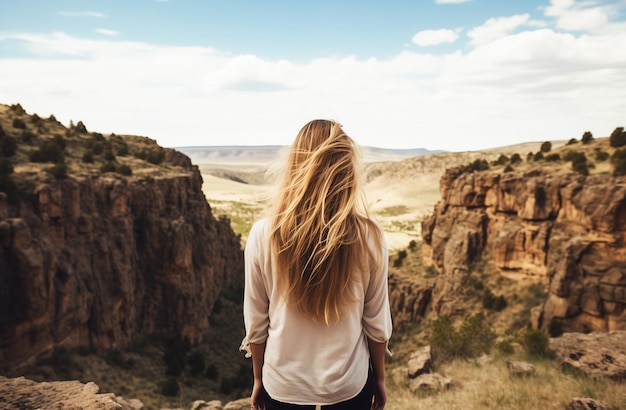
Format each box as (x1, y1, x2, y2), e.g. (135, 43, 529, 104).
(105, 349, 133, 369)
(29, 141, 64, 163)
(30, 113, 42, 125)
(393, 249, 408, 267)
(609, 127, 626, 148)
(430, 314, 495, 361)
(206, 363, 219, 380)
(581, 131, 594, 145)
(540, 141, 552, 153)
(544, 153, 560, 162)
(53, 135, 66, 149)
(47, 163, 68, 179)
(134, 150, 147, 160)
(10, 103, 25, 115)
(482, 289, 507, 311)
(611, 149, 626, 176)
(518, 328, 549, 358)
(146, 150, 165, 165)
(104, 150, 116, 161)
(1, 135, 17, 157)
(116, 143, 129, 156)
(533, 151, 544, 161)
(162, 337, 190, 377)
(567, 138, 578, 145)
(503, 165, 513, 173)
(187, 351, 205, 377)
(82, 151, 94, 163)
(565, 151, 589, 175)
(92, 141, 104, 155)
(12, 118, 26, 129)
(160, 377, 179, 396)
(563, 150, 579, 162)
(100, 162, 117, 173)
(117, 164, 132, 176)
(408, 240, 418, 251)
(73, 120, 88, 134)
(595, 151, 609, 162)
(493, 154, 509, 166)
(526, 152, 534, 162)
(21, 131, 36, 143)
(495, 339, 515, 355)
(463, 159, 489, 173)
(510, 153, 522, 164)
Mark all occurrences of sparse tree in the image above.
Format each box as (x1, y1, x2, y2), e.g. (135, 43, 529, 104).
(581, 131, 594, 145)
(540, 141, 552, 153)
(609, 127, 626, 148)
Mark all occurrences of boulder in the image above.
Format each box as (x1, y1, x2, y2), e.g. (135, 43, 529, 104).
(0, 375, 131, 409)
(407, 345, 432, 378)
(565, 397, 615, 410)
(506, 360, 536, 377)
(408, 373, 452, 393)
(549, 331, 626, 380)
(191, 400, 223, 410)
(223, 398, 253, 410)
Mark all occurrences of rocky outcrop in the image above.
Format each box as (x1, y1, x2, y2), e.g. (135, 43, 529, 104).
(0, 375, 142, 409)
(422, 169, 626, 333)
(549, 331, 626, 380)
(388, 273, 432, 328)
(0, 162, 243, 371)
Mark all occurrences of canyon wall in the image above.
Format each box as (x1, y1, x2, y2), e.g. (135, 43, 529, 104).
(422, 168, 626, 333)
(0, 154, 243, 371)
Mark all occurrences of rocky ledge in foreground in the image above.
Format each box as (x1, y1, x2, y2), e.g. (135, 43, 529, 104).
(0, 375, 142, 409)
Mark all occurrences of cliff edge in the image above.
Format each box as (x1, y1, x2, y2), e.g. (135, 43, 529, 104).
(0, 103, 243, 372)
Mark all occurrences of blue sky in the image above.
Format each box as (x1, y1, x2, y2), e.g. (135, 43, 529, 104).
(1, 0, 625, 151)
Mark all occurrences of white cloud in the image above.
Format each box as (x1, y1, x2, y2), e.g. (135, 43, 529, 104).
(0, 27, 625, 152)
(544, 0, 576, 16)
(412, 29, 459, 46)
(435, 0, 473, 4)
(543, 0, 617, 32)
(468, 14, 530, 46)
(95, 29, 119, 37)
(59, 11, 106, 18)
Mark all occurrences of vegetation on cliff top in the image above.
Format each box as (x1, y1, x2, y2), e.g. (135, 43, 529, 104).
(0, 102, 192, 205)
(454, 128, 626, 178)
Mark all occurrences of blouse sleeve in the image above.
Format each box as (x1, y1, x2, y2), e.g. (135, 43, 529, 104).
(243, 220, 270, 346)
(362, 224, 393, 346)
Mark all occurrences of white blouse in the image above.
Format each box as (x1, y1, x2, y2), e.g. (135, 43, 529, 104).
(241, 218, 392, 405)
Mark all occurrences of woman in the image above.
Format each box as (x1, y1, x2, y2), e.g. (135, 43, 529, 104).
(241, 120, 392, 409)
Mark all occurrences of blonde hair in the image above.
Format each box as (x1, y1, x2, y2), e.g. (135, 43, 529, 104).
(269, 119, 383, 325)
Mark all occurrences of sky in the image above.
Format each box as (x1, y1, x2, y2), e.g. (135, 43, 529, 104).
(0, 0, 625, 151)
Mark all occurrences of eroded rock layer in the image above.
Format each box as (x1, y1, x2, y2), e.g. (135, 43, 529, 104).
(422, 168, 626, 333)
(0, 162, 242, 370)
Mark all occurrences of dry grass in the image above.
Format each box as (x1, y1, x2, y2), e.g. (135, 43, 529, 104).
(386, 356, 625, 410)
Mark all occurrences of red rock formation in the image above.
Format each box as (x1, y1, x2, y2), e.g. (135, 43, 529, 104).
(422, 168, 626, 333)
(0, 163, 243, 371)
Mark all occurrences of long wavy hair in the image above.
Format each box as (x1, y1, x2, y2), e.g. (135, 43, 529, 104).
(268, 119, 383, 325)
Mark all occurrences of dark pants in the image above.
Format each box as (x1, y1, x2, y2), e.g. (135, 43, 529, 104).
(263, 366, 374, 410)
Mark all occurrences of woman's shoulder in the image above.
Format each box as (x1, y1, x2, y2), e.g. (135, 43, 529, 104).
(248, 218, 271, 240)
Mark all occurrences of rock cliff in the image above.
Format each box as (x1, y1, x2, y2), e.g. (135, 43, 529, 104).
(422, 168, 626, 334)
(0, 106, 243, 372)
